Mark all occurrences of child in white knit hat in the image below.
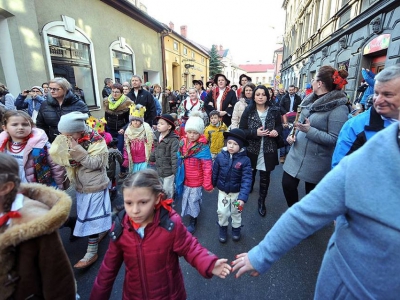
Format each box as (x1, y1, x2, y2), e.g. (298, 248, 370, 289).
(122, 104, 153, 173)
(175, 111, 213, 234)
(49, 111, 111, 269)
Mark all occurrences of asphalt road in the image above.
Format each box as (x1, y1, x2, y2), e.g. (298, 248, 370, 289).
(60, 163, 333, 300)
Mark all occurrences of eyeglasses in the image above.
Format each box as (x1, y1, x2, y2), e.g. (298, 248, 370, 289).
(49, 87, 61, 92)
(112, 91, 121, 94)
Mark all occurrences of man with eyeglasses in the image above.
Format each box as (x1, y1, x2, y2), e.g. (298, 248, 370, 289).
(15, 86, 45, 122)
(332, 64, 400, 167)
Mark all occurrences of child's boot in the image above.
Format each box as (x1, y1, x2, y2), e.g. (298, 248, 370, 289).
(218, 225, 228, 243)
(187, 217, 197, 234)
(232, 226, 241, 242)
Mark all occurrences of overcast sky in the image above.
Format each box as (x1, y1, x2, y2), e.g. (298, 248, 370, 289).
(143, 0, 286, 64)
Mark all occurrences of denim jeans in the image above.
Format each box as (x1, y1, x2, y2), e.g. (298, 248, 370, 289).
(279, 127, 291, 157)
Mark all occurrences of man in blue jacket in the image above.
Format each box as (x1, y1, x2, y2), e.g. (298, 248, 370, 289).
(332, 65, 400, 167)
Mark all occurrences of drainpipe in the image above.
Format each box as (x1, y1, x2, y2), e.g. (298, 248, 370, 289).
(160, 30, 170, 89)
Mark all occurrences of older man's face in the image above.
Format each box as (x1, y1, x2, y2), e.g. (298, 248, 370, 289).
(373, 77, 400, 119)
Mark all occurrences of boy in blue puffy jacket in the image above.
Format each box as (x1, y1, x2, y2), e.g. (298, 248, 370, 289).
(212, 128, 252, 243)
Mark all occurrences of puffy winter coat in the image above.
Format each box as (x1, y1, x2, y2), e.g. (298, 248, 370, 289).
(149, 130, 179, 178)
(36, 90, 89, 142)
(0, 128, 65, 189)
(14, 94, 45, 116)
(230, 98, 251, 129)
(180, 136, 213, 190)
(204, 122, 228, 154)
(212, 148, 252, 202)
(90, 208, 218, 300)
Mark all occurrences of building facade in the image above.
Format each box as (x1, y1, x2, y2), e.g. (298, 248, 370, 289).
(281, 0, 400, 101)
(238, 64, 275, 86)
(163, 23, 210, 91)
(0, 0, 166, 116)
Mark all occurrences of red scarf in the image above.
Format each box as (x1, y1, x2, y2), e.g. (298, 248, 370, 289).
(212, 86, 231, 110)
(0, 211, 21, 227)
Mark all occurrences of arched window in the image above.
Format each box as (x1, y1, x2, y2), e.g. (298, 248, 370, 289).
(110, 37, 135, 84)
(42, 15, 100, 108)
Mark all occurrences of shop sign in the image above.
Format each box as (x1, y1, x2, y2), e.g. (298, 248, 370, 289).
(363, 34, 391, 55)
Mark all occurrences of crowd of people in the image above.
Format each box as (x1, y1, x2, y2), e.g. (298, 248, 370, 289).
(1, 64, 399, 299)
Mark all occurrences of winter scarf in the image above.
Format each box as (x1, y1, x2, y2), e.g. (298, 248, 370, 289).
(212, 86, 231, 110)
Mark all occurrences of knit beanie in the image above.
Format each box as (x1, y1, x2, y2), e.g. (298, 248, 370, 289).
(227, 136, 244, 149)
(58, 111, 89, 133)
(185, 111, 204, 134)
(31, 85, 44, 94)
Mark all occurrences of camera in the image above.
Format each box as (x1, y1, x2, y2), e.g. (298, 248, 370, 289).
(24, 89, 31, 93)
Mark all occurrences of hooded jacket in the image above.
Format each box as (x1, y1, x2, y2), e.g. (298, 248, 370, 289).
(0, 183, 75, 300)
(36, 90, 89, 142)
(0, 128, 66, 189)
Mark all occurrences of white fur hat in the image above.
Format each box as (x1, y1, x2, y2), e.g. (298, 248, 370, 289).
(185, 111, 204, 134)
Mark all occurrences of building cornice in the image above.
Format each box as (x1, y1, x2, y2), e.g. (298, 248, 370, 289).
(100, 0, 166, 32)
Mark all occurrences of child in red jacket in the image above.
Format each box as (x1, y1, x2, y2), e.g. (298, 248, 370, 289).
(175, 111, 213, 234)
(90, 169, 231, 300)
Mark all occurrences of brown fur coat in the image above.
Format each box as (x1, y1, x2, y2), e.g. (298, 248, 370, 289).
(0, 183, 75, 300)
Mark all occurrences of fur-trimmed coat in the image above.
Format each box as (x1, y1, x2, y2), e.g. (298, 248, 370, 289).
(0, 183, 75, 299)
(283, 90, 349, 184)
(103, 96, 134, 132)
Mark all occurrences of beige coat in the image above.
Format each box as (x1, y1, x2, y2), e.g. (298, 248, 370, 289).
(230, 98, 249, 129)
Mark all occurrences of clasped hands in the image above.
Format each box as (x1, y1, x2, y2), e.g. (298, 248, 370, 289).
(257, 127, 278, 137)
(212, 253, 258, 279)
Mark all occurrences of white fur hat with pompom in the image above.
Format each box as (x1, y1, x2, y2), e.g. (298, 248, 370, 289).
(184, 111, 205, 134)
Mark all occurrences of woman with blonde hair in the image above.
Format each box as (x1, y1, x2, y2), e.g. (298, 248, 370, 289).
(36, 77, 89, 142)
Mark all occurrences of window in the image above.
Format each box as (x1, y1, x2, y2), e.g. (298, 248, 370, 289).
(191, 51, 195, 59)
(42, 16, 100, 108)
(173, 41, 178, 51)
(109, 37, 135, 86)
(183, 47, 188, 55)
(201, 57, 205, 63)
(48, 35, 96, 107)
(112, 50, 133, 84)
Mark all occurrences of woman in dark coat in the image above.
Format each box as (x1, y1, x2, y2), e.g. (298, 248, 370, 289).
(36, 77, 89, 142)
(239, 85, 282, 217)
(204, 74, 237, 127)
